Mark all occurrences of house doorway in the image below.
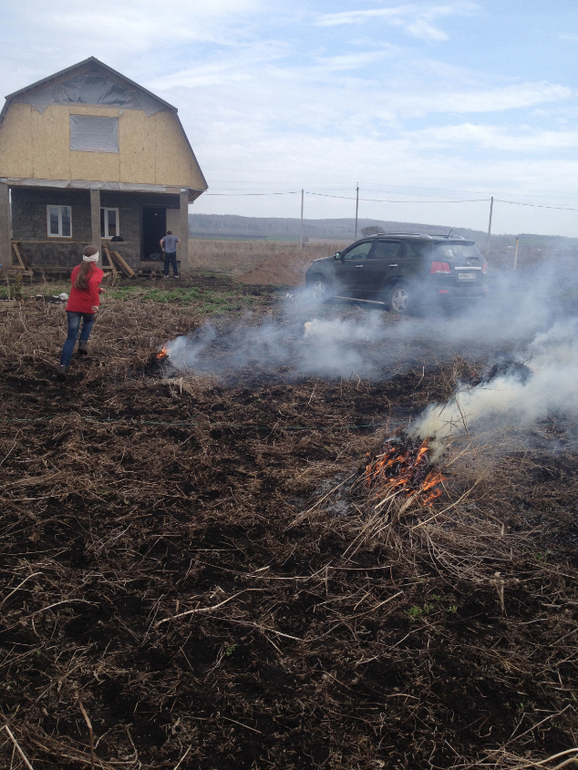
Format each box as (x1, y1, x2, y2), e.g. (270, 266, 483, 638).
(142, 206, 166, 260)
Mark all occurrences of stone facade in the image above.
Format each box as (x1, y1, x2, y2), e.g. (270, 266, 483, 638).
(10, 188, 181, 269)
(11, 187, 91, 267)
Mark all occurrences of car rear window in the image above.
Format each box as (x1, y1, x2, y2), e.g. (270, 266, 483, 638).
(431, 243, 482, 261)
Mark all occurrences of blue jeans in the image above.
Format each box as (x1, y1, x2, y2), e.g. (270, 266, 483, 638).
(163, 251, 179, 277)
(59, 312, 95, 367)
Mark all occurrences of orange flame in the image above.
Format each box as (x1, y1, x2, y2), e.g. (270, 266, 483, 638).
(364, 437, 445, 506)
(157, 347, 168, 360)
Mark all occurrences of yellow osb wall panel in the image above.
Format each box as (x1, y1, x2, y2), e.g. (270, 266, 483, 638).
(0, 101, 204, 187)
(0, 103, 34, 177)
(154, 111, 205, 188)
(31, 105, 69, 180)
(119, 110, 156, 184)
(70, 151, 120, 182)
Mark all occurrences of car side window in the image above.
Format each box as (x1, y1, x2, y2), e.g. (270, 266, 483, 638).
(342, 241, 373, 260)
(404, 242, 423, 258)
(370, 240, 402, 260)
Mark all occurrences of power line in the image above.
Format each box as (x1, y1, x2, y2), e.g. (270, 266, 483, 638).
(309, 192, 488, 204)
(198, 188, 578, 222)
(494, 199, 578, 212)
(204, 189, 489, 203)
(205, 191, 300, 196)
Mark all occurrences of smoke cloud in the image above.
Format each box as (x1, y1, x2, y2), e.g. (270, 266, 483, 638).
(159, 252, 578, 449)
(410, 318, 578, 455)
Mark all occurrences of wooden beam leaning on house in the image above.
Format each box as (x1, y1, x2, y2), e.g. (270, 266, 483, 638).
(111, 249, 136, 278)
(102, 243, 136, 278)
(11, 242, 33, 275)
(101, 243, 118, 276)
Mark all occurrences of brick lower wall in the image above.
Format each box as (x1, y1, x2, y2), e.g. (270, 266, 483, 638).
(10, 188, 181, 269)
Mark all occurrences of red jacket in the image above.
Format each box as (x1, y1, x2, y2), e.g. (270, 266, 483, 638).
(66, 263, 104, 314)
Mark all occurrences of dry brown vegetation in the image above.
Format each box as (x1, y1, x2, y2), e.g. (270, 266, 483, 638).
(1, 274, 578, 770)
(189, 239, 348, 282)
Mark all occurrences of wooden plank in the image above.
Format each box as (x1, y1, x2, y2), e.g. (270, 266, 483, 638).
(102, 243, 118, 276)
(14, 243, 32, 270)
(9, 240, 92, 244)
(12, 242, 26, 269)
(112, 250, 136, 278)
(5, 266, 33, 276)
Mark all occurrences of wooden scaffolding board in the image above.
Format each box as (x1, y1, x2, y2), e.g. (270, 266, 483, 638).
(101, 243, 136, 278)
(101, 243, 118, 275)
(12, 242, 32, 270)
(112, 249, 136, 278)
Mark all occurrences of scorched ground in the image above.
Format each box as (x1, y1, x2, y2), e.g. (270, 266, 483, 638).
(1, 282, 578, 770)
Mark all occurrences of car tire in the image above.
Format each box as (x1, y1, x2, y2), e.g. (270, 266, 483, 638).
(308, 276, 333, 303)
(386, 283, 411, 314)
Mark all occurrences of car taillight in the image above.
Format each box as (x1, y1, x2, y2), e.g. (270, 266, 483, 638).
(430, 261, 451, 274)
(482, 261, 488, 273)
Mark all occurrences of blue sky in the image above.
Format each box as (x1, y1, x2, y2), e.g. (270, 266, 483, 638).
(2, 0, 578, 236)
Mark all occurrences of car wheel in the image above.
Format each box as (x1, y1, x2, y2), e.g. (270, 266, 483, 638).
(309, 276, 333, 303)
(387, 283, 411, 314)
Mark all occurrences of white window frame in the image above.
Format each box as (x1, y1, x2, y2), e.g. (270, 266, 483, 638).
(46, 205, 72, 238)
(100, 207, 120, 239)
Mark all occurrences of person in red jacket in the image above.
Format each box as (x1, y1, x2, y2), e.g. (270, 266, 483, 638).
(57, 245, 105, 378)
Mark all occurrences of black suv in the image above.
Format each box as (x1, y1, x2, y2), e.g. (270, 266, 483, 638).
(305, 233, 488, 313)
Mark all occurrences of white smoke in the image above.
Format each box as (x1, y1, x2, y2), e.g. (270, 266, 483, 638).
(410, 319, 578, 455)
(157, 255, 578, 387)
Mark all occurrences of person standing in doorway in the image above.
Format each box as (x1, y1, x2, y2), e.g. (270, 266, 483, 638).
(160, 230, 181, 278)
(57, 245, 105, 379)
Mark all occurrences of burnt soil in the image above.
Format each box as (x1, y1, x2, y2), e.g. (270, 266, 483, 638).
(1, 278, 578, 770)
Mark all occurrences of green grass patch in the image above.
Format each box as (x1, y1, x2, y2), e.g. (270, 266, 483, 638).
(0, 275, 270, 317)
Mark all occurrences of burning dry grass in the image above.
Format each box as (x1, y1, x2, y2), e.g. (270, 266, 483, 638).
(363, 433, 446, 506)
(1, 296, 578, 769)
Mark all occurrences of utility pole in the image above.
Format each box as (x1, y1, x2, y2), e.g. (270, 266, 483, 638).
(300, 189, 304, 250)
(513, 237, 519, 269)
(354, 184, 359, 240)
(485, 196, 494, 257)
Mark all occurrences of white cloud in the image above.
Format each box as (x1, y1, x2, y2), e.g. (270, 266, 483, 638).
(412, 123, 578, 152)
(316, 2, 479, 42)
(397, 82, 573, 116)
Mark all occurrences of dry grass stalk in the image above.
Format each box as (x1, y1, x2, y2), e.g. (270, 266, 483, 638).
(1, 725, 36, 770)
(78, 701, 95, 770)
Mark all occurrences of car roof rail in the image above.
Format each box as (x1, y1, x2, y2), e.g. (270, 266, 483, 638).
(377, 232, 431, 238)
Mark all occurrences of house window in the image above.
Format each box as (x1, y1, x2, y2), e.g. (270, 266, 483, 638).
(100, 208, 119, 239)
(70, 115, 119, 153)
(47, 206, 72, 237)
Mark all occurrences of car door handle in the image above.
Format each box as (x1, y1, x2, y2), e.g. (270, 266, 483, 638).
(355, 264, 364, 268)
(389, 264, 398, 267)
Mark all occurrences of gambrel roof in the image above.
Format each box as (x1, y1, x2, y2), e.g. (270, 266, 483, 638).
(2, 57, 176, 120)
(0, 57, 208, 195)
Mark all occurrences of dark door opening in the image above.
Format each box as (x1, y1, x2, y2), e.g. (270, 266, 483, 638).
(142, 206, 167, 260)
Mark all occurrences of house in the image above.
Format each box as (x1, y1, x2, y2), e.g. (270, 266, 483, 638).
(0, 57, 207, 273)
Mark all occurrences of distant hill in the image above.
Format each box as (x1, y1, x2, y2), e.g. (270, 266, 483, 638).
(188, 214, 578, 267)
(189, 213, 487, 242)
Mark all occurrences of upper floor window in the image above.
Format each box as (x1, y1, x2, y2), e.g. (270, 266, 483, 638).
(47, 205, 72, 238)
(100, 208, 119, 239)
(70, 115, 119, 153)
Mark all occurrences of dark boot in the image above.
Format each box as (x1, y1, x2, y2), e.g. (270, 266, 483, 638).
(78, 341, 88, 356)
(57, 365, 67, 380)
